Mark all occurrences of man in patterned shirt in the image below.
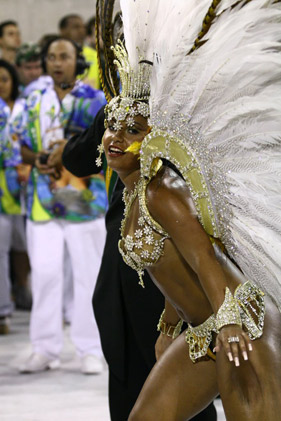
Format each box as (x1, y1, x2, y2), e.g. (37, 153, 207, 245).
(19, 37, 108, 374)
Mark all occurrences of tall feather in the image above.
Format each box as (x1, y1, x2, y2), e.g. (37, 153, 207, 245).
(96, 0, 120, 101)
(120, 0, 211, 68)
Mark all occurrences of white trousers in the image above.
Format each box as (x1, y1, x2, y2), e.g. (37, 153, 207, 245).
(63, 245, 74, 324)
(26, 218, 106, 359)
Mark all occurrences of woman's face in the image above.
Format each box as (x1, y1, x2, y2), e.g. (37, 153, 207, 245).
(0, 67, 13, 103)
(103, 113, 150, 176)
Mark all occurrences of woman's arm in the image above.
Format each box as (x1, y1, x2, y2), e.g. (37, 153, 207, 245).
(147, 170, 228, 314)
(147, 168, 251, 365)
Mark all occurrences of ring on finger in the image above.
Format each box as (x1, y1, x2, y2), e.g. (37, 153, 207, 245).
(227, 336, 240, 343)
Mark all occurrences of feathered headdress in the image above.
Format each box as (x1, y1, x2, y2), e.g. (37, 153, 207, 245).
(118, 0, 281, 310)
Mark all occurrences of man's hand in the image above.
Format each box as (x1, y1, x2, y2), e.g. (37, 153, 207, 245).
(16, 164, 31, 184)
(47, 139, 67, 168)
(155, 333, 174, 361)
(35, 152, 61, 179)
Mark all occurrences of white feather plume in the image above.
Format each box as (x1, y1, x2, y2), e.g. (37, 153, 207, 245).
(120, 0, 211, 67)
(119, 0, 281, 310)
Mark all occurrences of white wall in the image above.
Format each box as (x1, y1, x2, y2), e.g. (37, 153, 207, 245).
(0, 0, 120, 43)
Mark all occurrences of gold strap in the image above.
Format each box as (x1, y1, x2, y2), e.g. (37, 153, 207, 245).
(157, 310, 183, 339)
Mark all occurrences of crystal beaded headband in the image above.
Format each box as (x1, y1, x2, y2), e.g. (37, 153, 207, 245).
(104, 40, 151, 128)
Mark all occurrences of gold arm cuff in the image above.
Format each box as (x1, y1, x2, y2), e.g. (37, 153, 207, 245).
(157, 309, 183, 339)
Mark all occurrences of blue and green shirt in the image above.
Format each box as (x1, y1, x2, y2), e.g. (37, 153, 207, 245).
(19, 81, 108, 222)
(0, 98, 23, 215)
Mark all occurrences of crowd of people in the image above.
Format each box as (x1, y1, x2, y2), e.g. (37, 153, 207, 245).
(0, 15, 108, 375)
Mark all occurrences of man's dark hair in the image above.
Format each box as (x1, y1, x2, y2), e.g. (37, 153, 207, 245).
(58, 14, 81, 30)
(0, 58, 19, 100)
(86, 16, 95, 37)
(16, 43, 42, 66)
(38, 34, 59, 50)
(0, 20, 18, 38)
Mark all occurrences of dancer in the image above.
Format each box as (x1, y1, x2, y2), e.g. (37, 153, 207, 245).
(99, 0, 281, 419)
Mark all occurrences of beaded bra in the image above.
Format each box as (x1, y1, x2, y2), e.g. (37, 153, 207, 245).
(118, 175, 170, 288)
(118, 127, 222, 289)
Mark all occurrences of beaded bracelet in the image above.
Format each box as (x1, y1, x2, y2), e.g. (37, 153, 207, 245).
(157, 309, 183, 339)
(216, 287, 242, 331)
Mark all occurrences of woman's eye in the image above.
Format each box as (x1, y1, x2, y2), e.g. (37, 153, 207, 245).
(128, 127, 139, 135)
(108, 125, 116, 131)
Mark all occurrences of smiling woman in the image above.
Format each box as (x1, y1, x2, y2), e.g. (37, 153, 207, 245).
(103, 114, 150, 176)
(97, 0, 281, 420)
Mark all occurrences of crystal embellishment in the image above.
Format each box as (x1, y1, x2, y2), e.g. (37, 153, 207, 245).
(118, 175, 170, 288)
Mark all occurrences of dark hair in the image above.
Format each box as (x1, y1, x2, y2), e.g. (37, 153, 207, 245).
(16, 43, 42, 66)
(58, 14, 81, 30)
(38, 34, 59, 50)
(0, 58, 19, 100)
(41, 36, 89, 76)
(0, 20, 18, 38)
(86, 16, 96, 37)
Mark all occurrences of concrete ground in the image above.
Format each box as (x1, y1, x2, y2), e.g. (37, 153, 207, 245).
(0, 311, 226, 421)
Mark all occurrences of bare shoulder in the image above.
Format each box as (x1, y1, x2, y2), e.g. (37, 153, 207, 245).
(146, 166, 197, 232)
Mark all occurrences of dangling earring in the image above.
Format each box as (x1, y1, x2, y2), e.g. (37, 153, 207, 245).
(96, 141, 104, 167)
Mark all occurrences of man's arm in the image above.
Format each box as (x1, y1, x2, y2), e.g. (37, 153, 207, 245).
(21, 145, 37, 166)
(62, 105, 105, 177)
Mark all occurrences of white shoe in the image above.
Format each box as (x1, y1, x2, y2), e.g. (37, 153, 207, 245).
(19, 353, 60, 374)
(81, 355, 103, 375)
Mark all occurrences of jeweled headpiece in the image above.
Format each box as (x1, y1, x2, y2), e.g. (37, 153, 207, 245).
(104, 41, 151, 129)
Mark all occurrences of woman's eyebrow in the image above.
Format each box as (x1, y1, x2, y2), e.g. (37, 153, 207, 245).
(133, 121, 147, 130)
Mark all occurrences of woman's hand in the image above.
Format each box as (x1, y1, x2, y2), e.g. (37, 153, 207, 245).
(214, 324, 253, 367)
(155, 333, 174, 361)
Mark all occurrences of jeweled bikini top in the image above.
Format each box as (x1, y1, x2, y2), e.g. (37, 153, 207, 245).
(118, 175, 170, 288)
